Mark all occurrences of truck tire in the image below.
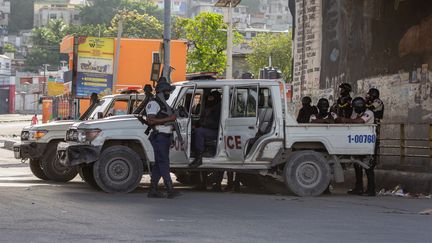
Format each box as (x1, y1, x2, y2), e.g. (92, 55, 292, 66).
(79, 164, 100, 190)
(93, 145, 143, 193)
(41, 143, 78, 182)
(29, 159, 49, 180)
(283, 151, 330, 197)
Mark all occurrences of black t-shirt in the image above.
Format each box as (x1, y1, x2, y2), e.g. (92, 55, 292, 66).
(297, 105, 318, 123)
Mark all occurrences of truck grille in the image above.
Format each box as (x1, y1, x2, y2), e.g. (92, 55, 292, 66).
(66, 129, 78, 142)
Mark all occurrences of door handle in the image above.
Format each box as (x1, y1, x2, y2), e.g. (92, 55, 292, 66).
(248, 126, 255, 129)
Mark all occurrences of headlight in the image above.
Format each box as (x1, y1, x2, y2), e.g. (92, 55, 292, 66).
(29, 130, 48, 140)
(76, 129, 101, 143)
(21, 131, 29, 141)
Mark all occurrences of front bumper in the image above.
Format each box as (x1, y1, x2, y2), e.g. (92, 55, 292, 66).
(13, 142, 47, 160)
(57, 142, 101, 167)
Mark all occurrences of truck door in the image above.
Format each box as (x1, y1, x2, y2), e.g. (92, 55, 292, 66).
(169, 85, 197, 164)
(224, 85, 259, 161)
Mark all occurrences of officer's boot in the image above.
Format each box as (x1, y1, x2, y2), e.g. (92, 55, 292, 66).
(188, 152, 203, 168)
(165, 181, 181, 199)
(364, 168, 376, 196)
(147, 182, 165, 198)
(347, 164, 364, 195)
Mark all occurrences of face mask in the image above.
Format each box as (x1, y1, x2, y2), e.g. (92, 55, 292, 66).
(354, 107, 364, 114)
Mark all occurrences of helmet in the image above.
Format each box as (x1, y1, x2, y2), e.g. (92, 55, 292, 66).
(155, 81, 175, 93)
(317, 98, 330, 111)
(339, 83, 352, 96)
(352, 97, 366, 114)
(367, 88, 380, 100)
(301, 96, 312, 106)
(143, 84, 153, 93)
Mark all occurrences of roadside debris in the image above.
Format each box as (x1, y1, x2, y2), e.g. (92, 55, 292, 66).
(378, 185, 432, 199)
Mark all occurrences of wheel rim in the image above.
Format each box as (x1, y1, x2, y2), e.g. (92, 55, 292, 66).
(106, 158, 131, 182)
(295, 161, 322, 188)
(52, 157, 72, 174)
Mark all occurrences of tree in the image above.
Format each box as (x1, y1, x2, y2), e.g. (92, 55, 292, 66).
(3, 43, 17, 53)
(25, 20, 68, 71)
(175, 12, 243, 74)
(107, 10, 162, 39)
(79, 0, 163, 26)
(246, 32, 293, 81)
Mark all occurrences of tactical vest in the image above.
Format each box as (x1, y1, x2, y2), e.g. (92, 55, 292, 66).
(152, 96, 170, 119)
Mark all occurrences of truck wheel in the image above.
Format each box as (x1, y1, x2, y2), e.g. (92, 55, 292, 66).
(79, 164, 100, 190)
(29, 159, 49, 180)
(283, 151, 330, 197)
(41, 143, 78, 182)
(93, 145, 143, 193)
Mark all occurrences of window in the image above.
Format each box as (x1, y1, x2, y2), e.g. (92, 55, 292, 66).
(49, 13, 57, 19)
(5, 62, 9, 69)
(107, 99, 129, 116)
(175, 87, 203, 118)
(230, 87, 258, 118)
(74, 14, 79, 21)
(152, 52, 160, 63)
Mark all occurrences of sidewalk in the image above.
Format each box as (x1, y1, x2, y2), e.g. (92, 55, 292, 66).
(0, 114, 41, 123)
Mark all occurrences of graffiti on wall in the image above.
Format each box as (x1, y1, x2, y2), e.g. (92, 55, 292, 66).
(319, 0, 432, 122)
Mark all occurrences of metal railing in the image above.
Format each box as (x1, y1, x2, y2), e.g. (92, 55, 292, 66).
(379, 123, 432, 171)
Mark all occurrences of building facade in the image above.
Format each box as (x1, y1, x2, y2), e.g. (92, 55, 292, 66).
(0, 0, 10, 35)
(34, 0, 82, 27)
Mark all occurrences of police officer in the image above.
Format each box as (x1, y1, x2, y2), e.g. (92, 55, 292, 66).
(332, 83, 353, 118)
(310, 98, 337, 123)
(364, 88, 384, 196)
(146, 79, 180, 199)
(297, 96, 318, 123)
(337, 97, 376, 196)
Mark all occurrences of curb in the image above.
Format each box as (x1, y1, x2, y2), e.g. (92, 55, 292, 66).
(0, 120, 32, 123)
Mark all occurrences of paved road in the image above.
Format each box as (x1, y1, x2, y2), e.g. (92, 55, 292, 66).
(0, 121, 29, 139)
(0, 148, 431, 243)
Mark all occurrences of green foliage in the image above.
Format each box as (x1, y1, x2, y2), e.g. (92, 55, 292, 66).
(246, 32, 293, 81)
(175, 12, 243, 74)
(79, 0, 163, 26)
(66, 24, 109, 37)
(3, 43, 17, 53)
(25, 48, 61, 72)
(107, 10, 162, 39)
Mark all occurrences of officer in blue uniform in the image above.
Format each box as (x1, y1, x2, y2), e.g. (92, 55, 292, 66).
(146, 80, 180, 199)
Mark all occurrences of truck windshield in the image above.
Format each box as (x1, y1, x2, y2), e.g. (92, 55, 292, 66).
(86, 98, 111, 120)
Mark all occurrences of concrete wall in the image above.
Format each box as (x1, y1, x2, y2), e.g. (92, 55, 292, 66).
(292, 0, 432, 183)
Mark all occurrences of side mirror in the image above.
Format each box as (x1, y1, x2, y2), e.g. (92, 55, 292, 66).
(97, 112, 104, 119)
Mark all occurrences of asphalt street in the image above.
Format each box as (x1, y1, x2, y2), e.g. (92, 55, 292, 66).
(0, 148, 431, 243)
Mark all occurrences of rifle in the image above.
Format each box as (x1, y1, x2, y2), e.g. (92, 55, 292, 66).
(155, 92, 186, 154)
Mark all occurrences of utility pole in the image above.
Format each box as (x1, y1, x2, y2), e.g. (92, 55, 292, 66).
(162, 0, 171, 83)
(112, 19, 123, 93)
(215, 0, 241, 79)
(42, 64, 49, 96)
(226, 1, 233, 79)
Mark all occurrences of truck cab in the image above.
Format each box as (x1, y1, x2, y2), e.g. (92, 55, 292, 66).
(58, 80, 376, 196)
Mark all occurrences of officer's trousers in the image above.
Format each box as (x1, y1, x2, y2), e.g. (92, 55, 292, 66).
(149, 133, 172, 184)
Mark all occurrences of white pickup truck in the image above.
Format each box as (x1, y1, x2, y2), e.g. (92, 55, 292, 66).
(14, 93, 145, 182)
(57, 79, 376, 196)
